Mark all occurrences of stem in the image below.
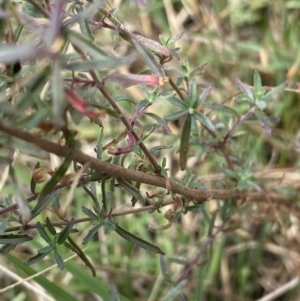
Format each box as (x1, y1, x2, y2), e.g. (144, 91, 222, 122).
(176, 218, 229, 283)
(4, 199, 176, 233)
(0, 120, 291, 205)
(72, 45, 161, 174)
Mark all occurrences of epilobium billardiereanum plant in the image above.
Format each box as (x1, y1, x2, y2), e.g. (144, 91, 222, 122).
(0, 1, 294, 300)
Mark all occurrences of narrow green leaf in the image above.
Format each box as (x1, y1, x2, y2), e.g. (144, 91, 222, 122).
(161, 280, 187, 301)
(234, 78, 254, 101)
(46, 217, 57, 235)
(63, 57, 133, 71)
(82, 223, 102, 244)
(26, 250, 51, 265)
(36, 221, 52, 244)
(65, 0, 107, 27)
(165, 109, 188, 121)
(9, 166, 31, 224)
(110, 283, 121, 301)
(103, 221, 117, 230)
(189, 80, 198, 107)
(166, 96, 188, 109)
(150, 144, 173, 155)
(38, 245, 54, 254)
(30, 162, 40, 194)
(166, 30, 186, 47)
(75, 4, 94, 40)
(65, 262, 131, 301)
(194, 85, 212, 108)
(261, 82, 286, 102)
(253, 71, 262, 96)
(66, 236, 96, 276)
(116, 177, 144, 205)
(8, 254, 78, 301)
(144, 113, 171, 132)
(0, 216, 10, 235)
(57, 218, 75, 245)
(54, 247, 64, 270)
(131, 35, 165, 77)
(51, 58, 65, 126)
(204, 103, 238, 115)
(82, 205, 99, 221)
(160, 255, 172, 282)
(67, 29, 108, 59)
(32, 151, 74, 218)
(254, 109, 272, 136)
(193, 111, 216, 132)
(115, 224, 165, 255)
(179, 114, 192, 170)
(0, 234, 33, 245)
(22, 2, 45, 17)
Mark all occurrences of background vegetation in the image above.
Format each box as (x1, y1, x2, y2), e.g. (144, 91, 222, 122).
(1, 0, 300, 300)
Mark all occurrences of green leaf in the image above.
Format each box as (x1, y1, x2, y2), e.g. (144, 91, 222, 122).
(38, 245, 54, 254)
(165, 109, 188, 121)
(54, 247, 64, 270)
(67, 29, 108, 59)
(26, 250, 51, 265)
(32, 151, 74, 218)
(36, 221, 52, 244)
(81, 205, 99, 221)
(131, 35, 165, 77)
(46, 217, 57, 235)
(0, 216, 10, 235)
(160, 255, 172, 282)
(57, 218, 75, 244)
(103, 221, 117, 230)
(75, 4, 94, 40)
(261, 82, 286, 102)
(63, 57, 133, 71)
(150, 144, 173, 155)
(189, 80, 198, 107)
(193, 111, 216, 132)
(66, 236, 96, 276)
(204, 103, 238, 116)
(65, 262, 131, 301)
(51, 58, 65, 126)
(254, 109, 272, 136)
(165, 30, 186, 47)
(116, 177, 144, 205)
(21, 2, 45, 17)
(193, 85, 212, 108)
(8, 254, 78, 301)
(82, 223, 102, 244)
(110, 283, 121, 301)
(234, 78, 254, 101)
(161, 280, 187, 301)
(65, 0, 107, 27)
(179, 114, 192, 170)
(115, 224, 165, 255)
(166, 96, 187, 109)
(144, 112, 170, 132)
(0, 234, 33, 245)
(253, 71, 262, 97)
(9, 166, 31, 224)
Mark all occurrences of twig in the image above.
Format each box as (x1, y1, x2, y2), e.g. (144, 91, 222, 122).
(71, 45, 161, 174)
(4, 199, 176, 233)
(256, 277, 300, 301)
(176, 219, 228, 283)
(0, 120, 292, 207)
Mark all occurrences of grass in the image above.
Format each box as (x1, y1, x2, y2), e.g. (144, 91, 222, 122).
(1, 0, 300, 300)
